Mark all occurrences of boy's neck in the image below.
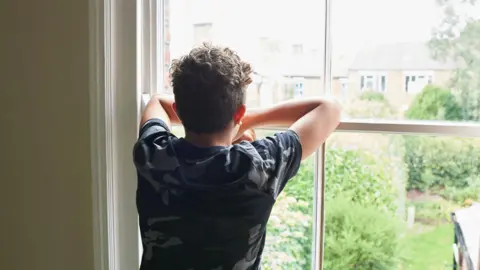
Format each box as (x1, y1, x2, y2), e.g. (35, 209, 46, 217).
(184, 130, 233, 148)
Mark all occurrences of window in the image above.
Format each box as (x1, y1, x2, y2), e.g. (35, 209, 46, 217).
(193, 23, 213, 45)
(292, 44, 304, 54)
(293, 78, 305, 99)
(405, 72, 433, 93)
(360, 74, 387, 92)
(112, 1, 480, 270)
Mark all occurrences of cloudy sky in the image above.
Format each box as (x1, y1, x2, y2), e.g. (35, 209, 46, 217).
(167, 0, 478, 60)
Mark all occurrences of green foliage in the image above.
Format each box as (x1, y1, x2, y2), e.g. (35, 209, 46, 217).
(264, 194, 312, 270)
(405, 85, 462, 121)
(263, 157, 314, 270)
(429, 0, 480, 121)
(323, 198, 404, 270)
(347, 91, 397, 119)
(325, 148, 397, 212)
(404, 85, 480, 191)
(407, 200, 457, 225)
(437, 184, 480, 205)
(264, 148, 399, 269)
(404, 136, 480, 191)
(359, 91, 387, 102)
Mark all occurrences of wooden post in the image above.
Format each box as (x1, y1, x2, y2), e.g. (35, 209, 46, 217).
(407, 206, 415, 229)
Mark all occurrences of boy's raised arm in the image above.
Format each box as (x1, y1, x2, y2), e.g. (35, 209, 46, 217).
(140, 95, 181, 129)
(242, 98, 341, 160)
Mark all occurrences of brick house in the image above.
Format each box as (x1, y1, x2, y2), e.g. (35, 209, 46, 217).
(346, 42, 458, 109)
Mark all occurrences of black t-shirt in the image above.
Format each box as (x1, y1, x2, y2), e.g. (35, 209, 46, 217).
(133, 119, 302, 270)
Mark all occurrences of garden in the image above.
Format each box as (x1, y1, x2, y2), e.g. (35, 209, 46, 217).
(262, 87, 480, 269)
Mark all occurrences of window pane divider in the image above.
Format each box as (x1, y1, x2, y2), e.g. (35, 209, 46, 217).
(243, 119, 480, 138)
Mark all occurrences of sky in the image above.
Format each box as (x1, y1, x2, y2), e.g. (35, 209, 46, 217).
(167, 0, 479, 60)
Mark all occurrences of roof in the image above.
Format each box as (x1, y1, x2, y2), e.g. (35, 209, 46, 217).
(349, 42, 459, 71)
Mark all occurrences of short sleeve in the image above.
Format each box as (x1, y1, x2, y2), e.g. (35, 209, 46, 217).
(133, 118, 174, 168)
(251, 130, 302, 198)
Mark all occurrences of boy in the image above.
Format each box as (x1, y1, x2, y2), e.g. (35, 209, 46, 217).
(133, 44, 341, 270)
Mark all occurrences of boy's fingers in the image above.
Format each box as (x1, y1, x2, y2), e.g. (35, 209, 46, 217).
(232, 129, 256, 144)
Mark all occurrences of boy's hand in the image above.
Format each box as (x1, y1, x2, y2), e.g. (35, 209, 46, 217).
(232, 129, 256, 144)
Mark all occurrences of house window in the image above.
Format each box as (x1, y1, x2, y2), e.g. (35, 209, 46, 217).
(193, 23, 213, 45)
(295, 82, 304, 98)
(293, 44, 304, 54)
(405, 73, 433, 93)
(360, 74, 387, 92)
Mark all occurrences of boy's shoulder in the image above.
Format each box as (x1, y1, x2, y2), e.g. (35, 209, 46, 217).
(134, 118, 303, 197)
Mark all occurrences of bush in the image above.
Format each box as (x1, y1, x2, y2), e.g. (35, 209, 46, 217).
(405, 85, 462, 121)
(359, 91, 387, 102)
(407, 200, 457, 225)
(264, 194, 312, 270)
(347, 91, 397, 119)
(437, 184, 480, 205)
(325, 148, 397, 212)
(404, 136, 480, 191)
(263, 148, 398, 269)
(323, 198, 404, 270)
(404, 85, 480, 191)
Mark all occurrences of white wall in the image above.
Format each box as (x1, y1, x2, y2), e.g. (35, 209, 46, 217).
(0, 1, 94, 269)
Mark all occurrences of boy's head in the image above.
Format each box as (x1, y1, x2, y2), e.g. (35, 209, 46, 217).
(171, 44, 253, 134)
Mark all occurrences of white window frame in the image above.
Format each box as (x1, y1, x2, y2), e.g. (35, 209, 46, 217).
(360, 72, 387, 92)
(404, 71, 434, 94)
(89, 1, 480, 270)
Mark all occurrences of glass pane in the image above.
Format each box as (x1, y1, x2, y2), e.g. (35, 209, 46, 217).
(331, 0, 480, 123)
(324, 132, 480, 270)
(162, 0, 326, 107)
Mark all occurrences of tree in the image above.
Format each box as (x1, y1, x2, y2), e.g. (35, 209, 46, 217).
(405, 85, 463, 121)
(429, 0, 480, 121)
(404, 85, 479, 191)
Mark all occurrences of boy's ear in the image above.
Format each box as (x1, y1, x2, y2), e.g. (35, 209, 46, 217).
(172, 102, 177, 112)
(233, 104, 246, 125)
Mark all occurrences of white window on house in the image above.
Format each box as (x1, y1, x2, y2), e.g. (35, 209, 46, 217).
(292, 77, 305, 98)
(404, 72, 434, 93)
(292, 44, 304, 54)
(360, 74, 387, 92)
(193, 23, 213, 45)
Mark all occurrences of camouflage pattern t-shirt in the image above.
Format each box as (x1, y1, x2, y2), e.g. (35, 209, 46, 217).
(133, 119, 302, 270)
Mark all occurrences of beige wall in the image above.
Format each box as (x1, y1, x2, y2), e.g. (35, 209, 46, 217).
(0, 1, 94, 270)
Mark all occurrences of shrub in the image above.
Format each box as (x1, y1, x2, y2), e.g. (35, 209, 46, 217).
(404, 85, 480, 191)
(405, 85, 462, 121)
(437, 184, 480, 205)
(323, 198, 404, 270)
(359, 91, 388, 102)
(263, 148, 398, 269)
(324, 148, 397, 212)
(264, 194, 312, 270)
(404, 136, 480, 191)
(346, 95, 397, 119)
(407, 200, 457, 225)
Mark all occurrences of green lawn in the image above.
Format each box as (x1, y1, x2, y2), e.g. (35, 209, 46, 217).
(400, 223, 453, 270)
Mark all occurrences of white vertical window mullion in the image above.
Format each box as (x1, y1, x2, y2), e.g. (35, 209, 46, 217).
(156, 0, 165, 95)
(313, 0, 331, 269)
(149, 0, 158, 94)
(139, 0, 151, 95)
(313, 144, 327, 270)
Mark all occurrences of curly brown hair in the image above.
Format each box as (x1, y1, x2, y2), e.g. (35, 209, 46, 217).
(170, 43, 252, 133)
